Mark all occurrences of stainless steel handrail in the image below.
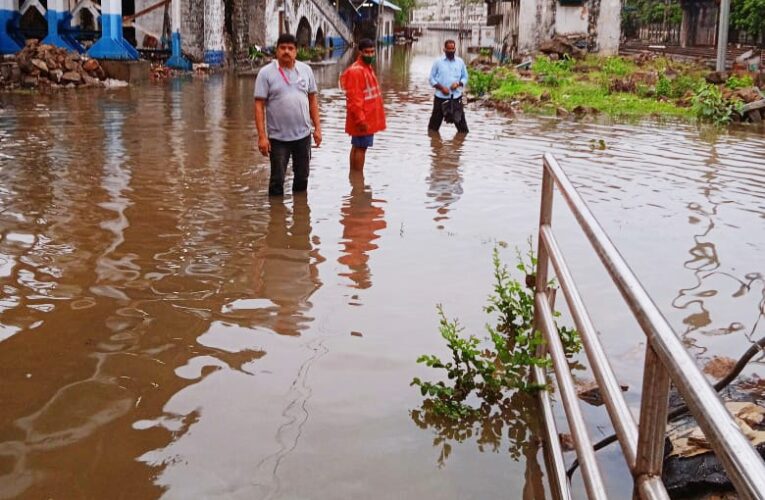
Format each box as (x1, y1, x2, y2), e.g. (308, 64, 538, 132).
(532, 153, 765, 499)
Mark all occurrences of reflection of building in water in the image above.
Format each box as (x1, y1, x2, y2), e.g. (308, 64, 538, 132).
(338, 171, 386, 290)
(426, 132, 465, 230)
(254, 195, 322, 335)
(671, 145, 765, 358)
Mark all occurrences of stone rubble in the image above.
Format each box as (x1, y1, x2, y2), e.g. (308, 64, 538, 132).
(0, 39, 109, 91)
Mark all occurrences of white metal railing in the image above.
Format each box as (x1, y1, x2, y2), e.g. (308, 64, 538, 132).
(532, 153, 765, 499)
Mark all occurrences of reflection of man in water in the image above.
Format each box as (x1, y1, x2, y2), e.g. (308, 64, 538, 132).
(426, 132, 465, 229)
(254, 194, 322, 336)
(338, 171, 386, 289)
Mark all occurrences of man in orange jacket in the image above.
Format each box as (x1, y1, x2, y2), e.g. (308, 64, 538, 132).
(340, 38, 386, 172)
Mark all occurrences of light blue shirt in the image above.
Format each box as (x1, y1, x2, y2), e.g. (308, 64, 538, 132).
(429, 55, 468, 99)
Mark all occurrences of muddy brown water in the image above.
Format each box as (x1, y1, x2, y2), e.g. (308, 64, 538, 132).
(1, 34, 764, 498)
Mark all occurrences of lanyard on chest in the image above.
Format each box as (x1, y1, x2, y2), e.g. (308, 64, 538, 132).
(276, 62, 294, 85)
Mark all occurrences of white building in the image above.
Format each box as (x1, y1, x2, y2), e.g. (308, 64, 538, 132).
(411, 0, 485, 31)
(486, 0, 621, 60)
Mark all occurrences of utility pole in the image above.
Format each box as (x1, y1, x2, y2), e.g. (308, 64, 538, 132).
(716, 0, 731, 71)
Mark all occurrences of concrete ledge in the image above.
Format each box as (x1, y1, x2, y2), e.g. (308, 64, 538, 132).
(100, 59, 150, 84)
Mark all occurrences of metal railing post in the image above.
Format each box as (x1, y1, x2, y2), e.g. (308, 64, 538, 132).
(634, 345, 671, 497)
(532, 165, 571, 500)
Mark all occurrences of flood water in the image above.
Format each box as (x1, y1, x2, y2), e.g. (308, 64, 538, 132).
(1, 34, 764, 499)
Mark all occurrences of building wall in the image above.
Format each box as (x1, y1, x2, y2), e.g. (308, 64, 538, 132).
(380, 9, 395, 44)
(249, 0, 267, 46)
(132, 0, 165, 48)
(555, 5, 587, 35)
(129, 0, 351, 62)
(263, 0, 350, 48)
(516, 0, 620, 55)
(181, 0, 205, 60)
(411, 0, 486, 28)
(595, 0, 620, 54)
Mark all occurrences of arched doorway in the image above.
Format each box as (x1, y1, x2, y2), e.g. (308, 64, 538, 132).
(315, 27, 325, 48)
(296, 17, 312, 47)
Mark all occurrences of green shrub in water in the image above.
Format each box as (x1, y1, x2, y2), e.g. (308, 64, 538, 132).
(411, 245, 581, 420)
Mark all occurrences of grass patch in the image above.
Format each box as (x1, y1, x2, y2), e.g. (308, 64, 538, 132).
(493, 76, 693, 118)
(473, 54, 721, 121)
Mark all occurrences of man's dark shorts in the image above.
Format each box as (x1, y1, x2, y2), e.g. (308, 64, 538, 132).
(351, 134, 374, 148)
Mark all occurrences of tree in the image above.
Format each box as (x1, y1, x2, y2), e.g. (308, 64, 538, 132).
(731, 0, 765, 41)
(394, 0, 416, 25)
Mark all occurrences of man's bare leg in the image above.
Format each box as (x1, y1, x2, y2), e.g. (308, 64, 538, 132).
(350, 146, 367, 171)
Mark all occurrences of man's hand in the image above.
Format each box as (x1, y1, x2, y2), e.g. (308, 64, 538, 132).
(258, 136, 271, 156)
(438, 84, 450, 95)
(313, 129, 322, 147)
(357, 122, 369, 133)
(450, 82, 460, 90)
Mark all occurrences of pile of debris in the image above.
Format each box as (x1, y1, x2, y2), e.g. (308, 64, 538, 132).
(707, 74, 765, 123)
(1, 39, 107, 90)
(729, 87, 765, 123)
(539, 35, 590, 60)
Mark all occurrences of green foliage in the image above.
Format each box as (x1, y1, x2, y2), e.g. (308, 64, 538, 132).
(671, 74, 704, 98)
(692, 83, 744, 125)
(532, 55, 574, 87)
(411, 245, 582, 421)
(468, 67, 516, 96)
(467, 68, 500, 96)
(726, 74, 755, 90)
(655, 74, 672, 99)
(296, 46, 325, 62)
(731, 0, 765, 40)
(471, 55, 710, 119)
(622, 0, 683, 36)
(602, 57, 634, 77)
(624, 0, 683, 24)
(394, 0, 416, 25)
(248, 46, 265, 61)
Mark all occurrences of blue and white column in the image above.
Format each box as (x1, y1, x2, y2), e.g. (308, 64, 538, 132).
(0, 0, 23, 54)
(203, 0, 224, 65)
(87, 0, 139, 59)
(42, 0, 83, 51)
(165, 0, 190, 69)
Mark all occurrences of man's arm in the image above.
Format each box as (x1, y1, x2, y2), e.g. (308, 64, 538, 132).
(345, 70, 367, 131)
(254, 99, 270, 156)
(459, 60, 468, 88)
(430, 60, 450, 95)
(308, 92, 322, 147)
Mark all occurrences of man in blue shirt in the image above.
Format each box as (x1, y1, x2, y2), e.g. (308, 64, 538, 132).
(428, 39, 469, 134)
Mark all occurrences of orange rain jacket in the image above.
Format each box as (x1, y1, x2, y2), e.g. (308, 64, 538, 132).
(340, 58, 386, 136)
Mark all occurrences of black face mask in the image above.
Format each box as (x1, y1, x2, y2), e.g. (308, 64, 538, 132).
(445, 51, 456, 60)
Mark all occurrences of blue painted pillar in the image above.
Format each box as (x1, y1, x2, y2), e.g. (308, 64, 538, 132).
(165, 0, 190, 69)
(42, 0, 83, 51)
(0, 0, 23, 54)
(203, 0, 224, 65)
(87, 0, 139, 60)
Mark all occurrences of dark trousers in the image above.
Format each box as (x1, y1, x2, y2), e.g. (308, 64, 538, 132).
(269, 135, 311, 196)
(428, 96, 469, 133)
